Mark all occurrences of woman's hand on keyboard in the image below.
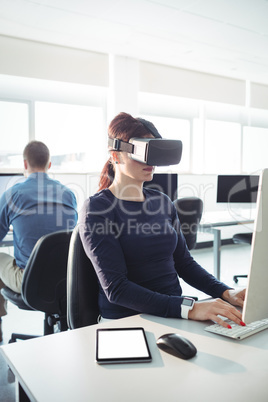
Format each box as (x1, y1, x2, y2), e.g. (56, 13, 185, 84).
(188, 298, 246, 328)
(221, 288, 246, 308)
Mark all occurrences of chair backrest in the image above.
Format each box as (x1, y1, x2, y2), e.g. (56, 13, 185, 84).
(22, 230, 72, 316)
(67, 226, 99, 329)
(173, 197, 203, 250)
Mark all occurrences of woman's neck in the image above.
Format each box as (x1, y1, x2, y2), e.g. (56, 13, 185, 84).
(109, 177, 145, 201)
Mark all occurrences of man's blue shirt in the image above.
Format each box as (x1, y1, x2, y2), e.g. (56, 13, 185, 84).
(0, 172, 78, 269)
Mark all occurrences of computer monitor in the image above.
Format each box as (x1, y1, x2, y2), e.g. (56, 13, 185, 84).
(243, 168, 268, 323)
(217, 175, 259, 203)
(143, 173, 178, 201)
(216, 174, 259, 219)
(0, 173, 25, 197)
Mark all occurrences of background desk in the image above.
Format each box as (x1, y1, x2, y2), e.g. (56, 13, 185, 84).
(0, 232, 14, 248)
(1, 314, 267, 402)
(200, 210, 255, 279)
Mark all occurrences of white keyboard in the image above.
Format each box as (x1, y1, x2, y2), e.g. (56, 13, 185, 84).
(204, 318, 268, 340)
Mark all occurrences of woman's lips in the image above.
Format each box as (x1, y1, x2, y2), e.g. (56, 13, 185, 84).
(143, 167, 154, 172)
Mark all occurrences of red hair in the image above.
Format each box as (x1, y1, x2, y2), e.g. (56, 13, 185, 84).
(98, 112, 149, 191)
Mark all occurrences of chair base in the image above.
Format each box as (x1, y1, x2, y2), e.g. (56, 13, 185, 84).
(232, 232, 251, 285)
(9, 333, 39, 343)
(7, 313, 68, 343)
(233, 274, 248, 284)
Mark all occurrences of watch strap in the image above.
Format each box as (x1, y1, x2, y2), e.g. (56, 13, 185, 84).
(180, 298, 195, 319)
(181, 304, 190, 319)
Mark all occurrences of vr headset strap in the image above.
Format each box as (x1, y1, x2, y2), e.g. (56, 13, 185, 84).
(137, 118, 162, 138)
(108, 138, 134, 153)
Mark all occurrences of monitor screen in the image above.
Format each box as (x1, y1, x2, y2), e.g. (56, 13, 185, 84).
(144, 173, 178, 201)
(0, 173, 25, 197)
(217, 175, 259, 203)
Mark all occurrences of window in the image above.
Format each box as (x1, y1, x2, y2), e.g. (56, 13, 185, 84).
(141, 115, 190, 172)
(35, 102, 106, 172)
(242, 126, 268, 173)
(0, 75, 107, 173)
(194, 119, 241, 174)
(0, 101, 29, 169)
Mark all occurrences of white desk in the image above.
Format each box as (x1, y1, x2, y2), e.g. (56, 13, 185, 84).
(1, 314, 268, 402)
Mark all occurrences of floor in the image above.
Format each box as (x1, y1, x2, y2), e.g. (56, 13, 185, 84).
(0, 242, 250, 402)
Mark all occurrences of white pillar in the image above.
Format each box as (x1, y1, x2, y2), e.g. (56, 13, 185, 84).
(107, 54, 139, 122)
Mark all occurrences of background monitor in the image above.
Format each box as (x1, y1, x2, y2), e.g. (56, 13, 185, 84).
(217, 175, 259, 204)
(0, 173, 25, 197)
(144, 173, 178, 201)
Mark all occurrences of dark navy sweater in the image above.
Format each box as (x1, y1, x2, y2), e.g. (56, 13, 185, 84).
(79, 188, 230, 319)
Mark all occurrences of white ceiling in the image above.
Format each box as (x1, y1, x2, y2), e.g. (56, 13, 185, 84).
(1, 0, 268, 84)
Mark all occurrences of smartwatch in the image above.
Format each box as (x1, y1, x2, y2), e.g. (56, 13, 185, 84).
(181, 297, 195, 319)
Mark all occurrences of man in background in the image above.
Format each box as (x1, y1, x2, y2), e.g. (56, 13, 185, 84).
(0, 141, 78, 341)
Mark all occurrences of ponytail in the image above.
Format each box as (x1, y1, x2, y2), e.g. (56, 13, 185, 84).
(98, 158, 115, 191)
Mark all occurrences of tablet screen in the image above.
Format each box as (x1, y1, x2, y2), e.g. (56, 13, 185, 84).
(96, 327, 152, 364)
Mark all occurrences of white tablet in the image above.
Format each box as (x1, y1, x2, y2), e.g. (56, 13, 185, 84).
(96, 327, 152, 364)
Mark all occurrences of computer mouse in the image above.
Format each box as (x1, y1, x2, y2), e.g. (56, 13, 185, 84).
(156, 333, 197, 360)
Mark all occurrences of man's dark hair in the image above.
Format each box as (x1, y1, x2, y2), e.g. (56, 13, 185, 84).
(23, 141, 50, 169)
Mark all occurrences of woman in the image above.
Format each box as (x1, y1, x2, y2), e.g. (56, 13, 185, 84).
(79, 112, 246, 328)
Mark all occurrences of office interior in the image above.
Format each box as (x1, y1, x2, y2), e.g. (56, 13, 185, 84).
(0, 1, 268, 400)
(0, 0, 267, 331)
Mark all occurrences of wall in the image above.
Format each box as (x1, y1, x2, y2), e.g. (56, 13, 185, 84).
(1, 35, 268, 115)
(0, 35, 109, 86)
(140, 61, 246, 106)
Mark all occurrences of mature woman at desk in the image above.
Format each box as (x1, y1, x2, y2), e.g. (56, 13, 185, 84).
(80, 112, 246, 328)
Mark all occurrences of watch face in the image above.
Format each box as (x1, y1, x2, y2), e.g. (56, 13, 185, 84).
(183, 298, 194, 307)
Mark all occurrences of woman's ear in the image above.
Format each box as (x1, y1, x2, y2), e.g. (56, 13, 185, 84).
(111, 151, 120, 165)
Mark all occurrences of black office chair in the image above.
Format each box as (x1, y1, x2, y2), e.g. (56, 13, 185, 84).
(67, 226, 99, 330)
(232, 232, 253, 283)
(173, 197, 203, 250)
(1, 230, 72, 343)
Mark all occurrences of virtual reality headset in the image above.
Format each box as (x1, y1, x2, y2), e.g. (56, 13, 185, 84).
(108, 118, 183, 166)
